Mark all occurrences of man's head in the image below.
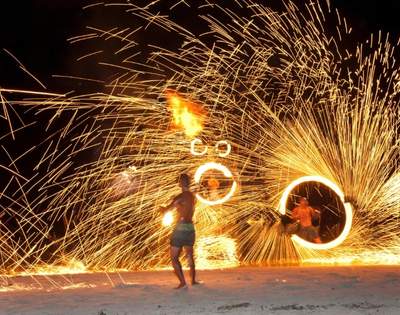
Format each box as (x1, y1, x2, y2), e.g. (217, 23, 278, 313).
(178, 173, 191, 189)
(299, 197, 309, 207)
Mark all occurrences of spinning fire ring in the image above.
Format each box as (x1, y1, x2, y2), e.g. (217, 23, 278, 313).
(194, 162, 237, 206)
(279, 175, 353, 250)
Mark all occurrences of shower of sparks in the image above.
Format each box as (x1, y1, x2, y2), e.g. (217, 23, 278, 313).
(0, 0, 400, 289)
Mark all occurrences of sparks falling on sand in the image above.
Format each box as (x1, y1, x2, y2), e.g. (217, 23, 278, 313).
(0, 0, 400, 287)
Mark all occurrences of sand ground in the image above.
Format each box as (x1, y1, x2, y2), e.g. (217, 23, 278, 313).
(1, 266, 400, 315)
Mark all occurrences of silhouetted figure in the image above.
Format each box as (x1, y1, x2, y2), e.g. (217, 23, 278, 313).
(160, 174, 200, 289)
(291, 197, 321, 243)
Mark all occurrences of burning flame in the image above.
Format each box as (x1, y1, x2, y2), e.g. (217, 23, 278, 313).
(167, 91, 205, 138)
(162, 211, 174, 227)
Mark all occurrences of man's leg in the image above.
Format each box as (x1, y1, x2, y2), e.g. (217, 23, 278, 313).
(184, 246, 200, 285)
(170, 246, 186, 289)
(313, 227, 322, 243)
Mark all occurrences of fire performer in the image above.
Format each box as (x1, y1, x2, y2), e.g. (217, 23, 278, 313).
(160, 173, 200, 289)
(291, 197, 322, 243)
(207, 177, 220, 200)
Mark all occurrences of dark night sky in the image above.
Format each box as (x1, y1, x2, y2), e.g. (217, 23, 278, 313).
(0, 0, 399, 91)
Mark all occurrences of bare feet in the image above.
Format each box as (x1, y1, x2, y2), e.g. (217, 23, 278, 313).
(174, 282, 187, 289)
(191, 280, 203, 285)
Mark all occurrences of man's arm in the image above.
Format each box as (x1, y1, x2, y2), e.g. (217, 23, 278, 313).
(291, 207, 300, 220)
(160, 195, 181, 213)
(311, 207, 321, 223)
(310, 207, 320, 217)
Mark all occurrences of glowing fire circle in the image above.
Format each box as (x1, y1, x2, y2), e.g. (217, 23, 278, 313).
(194, 162, 237, 206)
(279, 176, 353, 250)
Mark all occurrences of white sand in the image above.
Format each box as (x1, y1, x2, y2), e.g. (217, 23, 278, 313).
(1, 266, 400, 314)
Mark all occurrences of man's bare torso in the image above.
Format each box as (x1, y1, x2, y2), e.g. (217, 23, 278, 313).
(292, 206, 313, 227)
(174, 191, 195, 222)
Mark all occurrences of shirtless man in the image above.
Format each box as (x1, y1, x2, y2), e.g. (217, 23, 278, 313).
(160, 173, 200, 289)
(291, 197, 322, 243)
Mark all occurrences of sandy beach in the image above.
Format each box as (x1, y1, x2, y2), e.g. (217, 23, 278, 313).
(1, 266, 400, 314)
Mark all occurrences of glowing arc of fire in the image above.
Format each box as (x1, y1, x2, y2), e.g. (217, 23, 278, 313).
(194, 162, 237, 206)
(190, 138, 208, 156)
(215, 140, 231, 157)
(278, 175, 353, 250)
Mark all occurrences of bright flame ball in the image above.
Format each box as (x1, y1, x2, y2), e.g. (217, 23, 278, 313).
(167, 91, 205, 138)
(162, 211, 174, 227)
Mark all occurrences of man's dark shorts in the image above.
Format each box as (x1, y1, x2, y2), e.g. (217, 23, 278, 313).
(170, 223, 195, 247)
(283, 221, 319, 242)
(297, 226, 319, 241)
